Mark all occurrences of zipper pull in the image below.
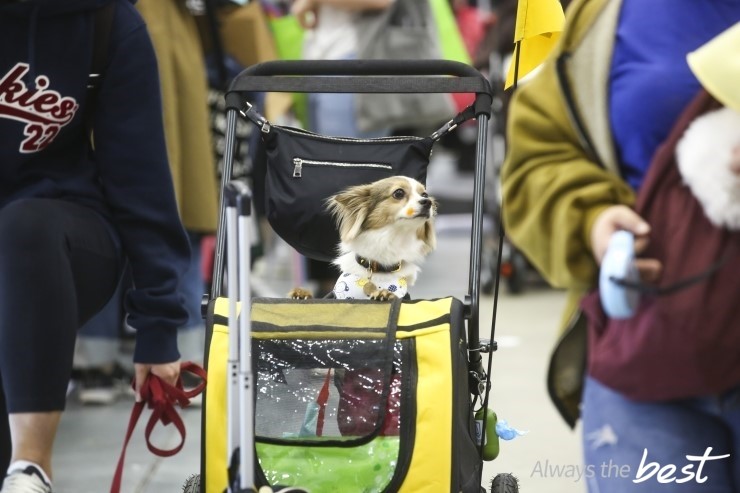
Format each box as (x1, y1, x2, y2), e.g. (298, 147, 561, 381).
(292, 158, 303, 178)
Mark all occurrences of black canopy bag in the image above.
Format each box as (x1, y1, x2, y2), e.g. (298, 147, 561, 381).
(242, 107, 435, 261)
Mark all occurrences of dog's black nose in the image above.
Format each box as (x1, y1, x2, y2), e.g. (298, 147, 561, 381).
(419, 197, 431, 209)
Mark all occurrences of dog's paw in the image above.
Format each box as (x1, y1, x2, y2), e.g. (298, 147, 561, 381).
(369, 289, 397, 301)
(288, 288, 313, 300)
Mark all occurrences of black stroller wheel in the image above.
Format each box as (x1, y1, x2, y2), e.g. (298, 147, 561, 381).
(490, 473, 519, 493)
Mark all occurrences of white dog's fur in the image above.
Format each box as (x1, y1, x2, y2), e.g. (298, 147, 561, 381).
(676, 106, 740, 230)
(328, 176, 437, 298)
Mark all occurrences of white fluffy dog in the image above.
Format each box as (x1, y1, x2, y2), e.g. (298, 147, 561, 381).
(676, 106, 740, 230)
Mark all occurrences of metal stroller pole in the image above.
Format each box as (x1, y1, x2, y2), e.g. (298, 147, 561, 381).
(467, 117, 490, 372)
(225, 181, 256, 492)
(212, 108, 240, 299)
(237, 189, 255, 491)
(224, 184, 241, 489)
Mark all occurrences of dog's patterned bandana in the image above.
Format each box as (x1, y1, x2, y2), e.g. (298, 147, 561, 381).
(333, 273, 408, 300)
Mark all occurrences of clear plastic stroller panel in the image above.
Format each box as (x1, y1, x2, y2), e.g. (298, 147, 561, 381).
(254, 338, 406, 491)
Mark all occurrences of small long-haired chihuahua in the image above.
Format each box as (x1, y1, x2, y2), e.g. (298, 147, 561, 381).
(290, 176, 437, 301)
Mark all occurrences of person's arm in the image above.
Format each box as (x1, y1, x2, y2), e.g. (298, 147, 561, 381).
(501, 63, 636, 290)
(91, 10, 189, 383)
(291, 0, 394, 28)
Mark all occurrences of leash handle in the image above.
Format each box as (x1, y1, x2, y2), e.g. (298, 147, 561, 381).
(109, 361, 206, 493)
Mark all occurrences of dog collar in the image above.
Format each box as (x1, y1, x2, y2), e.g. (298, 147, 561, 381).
(355, 255, 402, 274)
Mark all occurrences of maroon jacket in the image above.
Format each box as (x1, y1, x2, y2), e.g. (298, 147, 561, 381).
(582, 91, 740, 401)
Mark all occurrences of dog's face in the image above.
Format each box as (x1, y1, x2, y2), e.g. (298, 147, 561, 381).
(328, 176, 437, 254)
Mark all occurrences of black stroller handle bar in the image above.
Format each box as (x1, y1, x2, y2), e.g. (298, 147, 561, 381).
(231, 59, 490, 80)
(226, 59, 493, 117)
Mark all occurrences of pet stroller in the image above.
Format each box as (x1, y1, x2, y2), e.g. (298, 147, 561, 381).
(185, 60, 517, 493)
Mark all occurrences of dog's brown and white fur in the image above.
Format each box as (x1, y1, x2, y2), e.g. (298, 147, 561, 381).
(291, 176, 437, 300)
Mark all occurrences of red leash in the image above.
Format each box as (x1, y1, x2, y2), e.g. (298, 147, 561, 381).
(315, 369, 332, 437)
(110, 361, 206, 493)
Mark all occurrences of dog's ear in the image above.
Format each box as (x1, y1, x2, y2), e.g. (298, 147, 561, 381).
(417, 198, 437, 254)
(417, 220, 437, 254)
(327, 184, 372, 242)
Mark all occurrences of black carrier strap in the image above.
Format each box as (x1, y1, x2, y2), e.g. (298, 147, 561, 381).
(85, 2, 115, 135)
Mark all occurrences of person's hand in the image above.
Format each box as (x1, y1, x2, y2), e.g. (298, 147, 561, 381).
(590, 205, 662, 282)
(291, 0, 318, 29)
(134, 360, 181, 402)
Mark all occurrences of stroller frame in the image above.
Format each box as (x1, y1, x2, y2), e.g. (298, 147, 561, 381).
(203, 59, 506, 493)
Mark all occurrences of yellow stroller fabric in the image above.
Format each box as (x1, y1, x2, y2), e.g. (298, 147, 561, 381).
(201, 297, 482, 493)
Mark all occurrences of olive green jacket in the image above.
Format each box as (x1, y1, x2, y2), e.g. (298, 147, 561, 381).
(137, 0, 219, 233)
(501, 0, 637, 427)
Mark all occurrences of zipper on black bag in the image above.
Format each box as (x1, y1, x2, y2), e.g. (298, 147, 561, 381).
(292, 158, 393, 178)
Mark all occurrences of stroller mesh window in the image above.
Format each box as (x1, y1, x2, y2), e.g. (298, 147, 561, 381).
(255, 339, 403, 442)
(248, 298, 409, 491)
(255, 339, 406, 492)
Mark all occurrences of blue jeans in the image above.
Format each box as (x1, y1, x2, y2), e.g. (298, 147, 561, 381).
(180, 230, 206, 330)
(582, 376, 740, 492)
(175, 231, 207, 363)
(306, 55, 388, 139)
(308, 92, 389, 139)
